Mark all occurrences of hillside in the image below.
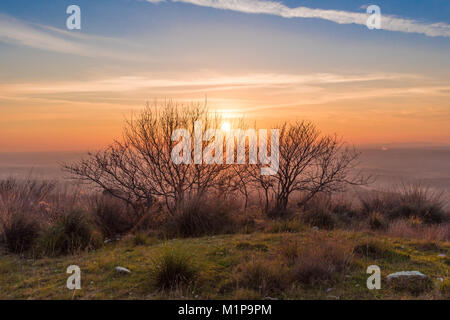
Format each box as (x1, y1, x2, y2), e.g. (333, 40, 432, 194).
(1, 230, 449, 300)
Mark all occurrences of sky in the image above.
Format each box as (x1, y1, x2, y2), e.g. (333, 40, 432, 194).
(0, 0, 449, 151)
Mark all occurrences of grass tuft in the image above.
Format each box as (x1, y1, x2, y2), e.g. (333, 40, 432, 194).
(39, 210, 102, 256)
(150, 247, 198, 291)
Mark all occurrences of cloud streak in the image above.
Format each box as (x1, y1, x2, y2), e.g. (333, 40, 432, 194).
(168, 0, 450, 37)
(0, 72, 418, 95)
(0, 13, 144, 60)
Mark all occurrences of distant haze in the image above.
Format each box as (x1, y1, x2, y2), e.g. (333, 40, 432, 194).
(1, 148, 449, 201)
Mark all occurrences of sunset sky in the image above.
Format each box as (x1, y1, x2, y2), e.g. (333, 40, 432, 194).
(0, 0, 449, 151)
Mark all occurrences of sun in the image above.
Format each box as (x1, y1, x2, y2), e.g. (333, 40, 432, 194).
(221, 122, 231, 132)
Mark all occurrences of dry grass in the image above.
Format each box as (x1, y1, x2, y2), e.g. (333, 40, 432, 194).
(150, 247, 198, 291)
(359, 183, 449, 224)
(439, 278, 450, 299)
(387, 219, 450, 241)
(288, 235, 354, 285)
(2, 213, 40, 254)
(234, 257, 289, 296)
(162, 197, 238, 238)
(386, 275, 434, 296)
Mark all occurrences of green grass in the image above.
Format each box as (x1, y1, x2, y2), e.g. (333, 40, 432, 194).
(0, 230, 448, 300)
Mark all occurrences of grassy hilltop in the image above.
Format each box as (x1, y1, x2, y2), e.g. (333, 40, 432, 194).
(1, 229, 449, 300)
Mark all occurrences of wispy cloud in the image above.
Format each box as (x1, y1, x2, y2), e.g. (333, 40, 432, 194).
(0, 13, 144, 60)
(166, 0, 450, 37)
(2, 72, 448, 113)
(0, 72, 418, 95)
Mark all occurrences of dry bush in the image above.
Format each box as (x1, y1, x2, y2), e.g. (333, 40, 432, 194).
(0, 178, 56, 253)
(39, 210, 102, 256)
(0, 179, 56, 230)
(288, 235, 354, 285)
(299, 193, 359, 229)
(235, 257, 289, 295)
(387, 219, 450, 241)
(0, 178, 56, 215)
(162, 197, 237, 238)
(301, 207, 336, 230)
(367, 212, 389, 231)
(360, 183, 448, 224)
(90, 195, 135, 238)
(2, 213, 40, 254)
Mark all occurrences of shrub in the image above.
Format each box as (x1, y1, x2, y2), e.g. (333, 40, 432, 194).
(0, 179, 55, 215)
(387, 220, 450, 241)
(235, 257, 288, 295)
(2, 214, 40, 254)
(91, 196, 135, 239)
(301, 207, 336, 230)
(163, 198, 236, 238)
(150, 248, 198, 291)
(39, 210, 101, 256)
(289, 237, 353, 285)
(367, 212, 389, 231)
(359, 184, 448, 225)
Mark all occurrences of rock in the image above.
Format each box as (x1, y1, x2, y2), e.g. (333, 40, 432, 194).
(386, 271, 426, 280)
(386, 271, 432, 295)
(312, 227, 319, 232)
(115, 266, 131, 274)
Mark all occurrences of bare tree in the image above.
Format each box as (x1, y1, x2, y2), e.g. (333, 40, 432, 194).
(251, 121, 369, 216)
(63, 101, 231, 214)
(64, 102, 368, 220)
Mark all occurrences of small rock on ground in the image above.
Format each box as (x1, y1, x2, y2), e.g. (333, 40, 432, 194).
(115, 266, 131, 274)
(386, 271, 426, 280)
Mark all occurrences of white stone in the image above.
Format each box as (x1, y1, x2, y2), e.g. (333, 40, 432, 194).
(386, 271, 426, 280)
(115, 266, 131, 274)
